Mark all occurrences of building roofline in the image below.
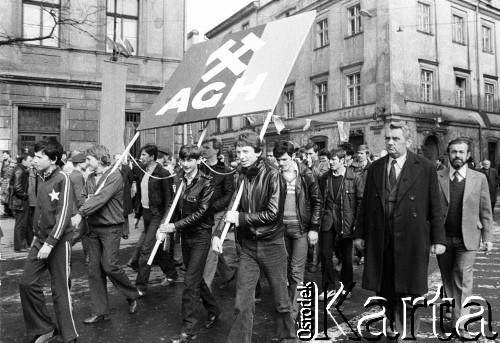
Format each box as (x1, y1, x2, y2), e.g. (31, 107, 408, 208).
(206, 1, 259, 39)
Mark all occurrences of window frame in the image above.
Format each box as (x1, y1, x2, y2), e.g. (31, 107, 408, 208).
(106, 0, 139, 55)
(482, 24, 493, 53)
(347, 4, 362, 37)
(455, 76, 467, 108)
(420, 69, 434, 103)
(484, 81, 496, 111)
(346, 72, 362, 107)
(452, 14, 465, 44)
(316, 18, 329, 48)
(22, 0, 61, 47)
(314, 80, 328, 113)
(283, 87, 295, 119)
(417, 2, 432, 34)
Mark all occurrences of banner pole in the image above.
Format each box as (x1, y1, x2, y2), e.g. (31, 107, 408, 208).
(93, 131, 140, 197)
(148, 122, 210, 265)
(219, 111, 273, 245)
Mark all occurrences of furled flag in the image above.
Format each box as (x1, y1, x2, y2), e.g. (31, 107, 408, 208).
(303, 119, 312, 131)
(273, 115, 285, 134)
(337, 121, 350, 142)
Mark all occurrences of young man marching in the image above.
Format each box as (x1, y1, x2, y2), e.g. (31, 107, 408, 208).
(273, 140, 323, 319)
(158, 144, 219, 342)
(212, 131, 297, 343)
(19, 137, 78, 343)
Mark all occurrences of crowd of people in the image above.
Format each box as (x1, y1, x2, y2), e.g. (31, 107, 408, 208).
(0, 121, 495, 342)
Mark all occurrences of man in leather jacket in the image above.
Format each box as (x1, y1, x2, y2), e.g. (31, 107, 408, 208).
(159, 144, 220, 343)
(318, 148, 363, 301)
(273, 140, 323, 320)
(212, 131, 297, 343)
(10, 153, 33, 252)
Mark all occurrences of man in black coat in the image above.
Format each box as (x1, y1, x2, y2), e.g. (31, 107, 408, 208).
(353, 122, 446, 340)
(479, 159, 499, 211)
(9, 153, 33, 252)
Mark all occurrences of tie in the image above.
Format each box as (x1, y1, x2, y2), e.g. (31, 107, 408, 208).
(453, 171, 460, 183)
(389, 160, 397, 189)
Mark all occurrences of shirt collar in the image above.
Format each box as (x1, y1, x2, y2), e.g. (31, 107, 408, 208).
(450, 164, 467, 180)
(388, 152, 407, 169)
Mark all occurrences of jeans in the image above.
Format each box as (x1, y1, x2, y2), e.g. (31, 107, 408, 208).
(203, 211, 235, 289)
(283, 222, 308, 319)
(437, 236, 477, 330)
(87, 224, 139, 316)
(229, 238, 297, 343)
(136, 209, 177, 291)
(181, 229, 219, 334)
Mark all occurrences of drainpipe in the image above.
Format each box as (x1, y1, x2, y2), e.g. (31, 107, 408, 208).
(475, 1, 483, 161)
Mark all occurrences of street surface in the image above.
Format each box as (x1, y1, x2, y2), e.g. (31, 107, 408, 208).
(1, 211, 499, 342)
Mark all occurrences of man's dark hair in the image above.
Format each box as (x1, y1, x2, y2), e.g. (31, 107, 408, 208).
(329, 148, 347, 161)
(34, 137, 64, 167)
(16, 153, 31, 164)
(140, 144, 158, 160)
(179, 144, 202, 160)
(318, 148, 330, 159)
(234, 131, 264, 153)
(203, 136, 223, 156)
(338, 142, 354, 157)
(273, 140, 295, 158)
(446, 138, 470, 154)
(357, 144, 370, 154)
(437, 156, 445, 164)
(304, 143, 319, 152)
(3, 150, 11, 156)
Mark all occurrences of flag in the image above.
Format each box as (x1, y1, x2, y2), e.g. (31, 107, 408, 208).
(337, 121, 350, 142)
(124, 38, 135, 54)
(273, 115, 285, 134)
(303, 119, 312, 131)
(115, 36, 132, 57)
(245, 114, 257, 124)
(137, 11, 316, 131)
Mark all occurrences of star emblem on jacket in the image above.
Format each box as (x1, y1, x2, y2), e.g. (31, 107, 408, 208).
(49, 189, 60, 201)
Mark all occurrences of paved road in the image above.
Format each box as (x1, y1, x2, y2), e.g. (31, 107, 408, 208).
(1, 211, 499, 342)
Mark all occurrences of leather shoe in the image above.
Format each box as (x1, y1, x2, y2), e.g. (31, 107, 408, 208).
(128, 299, 138, 314)
(31, 329, 55, 343)
(170, 332, 197, 342)
(83, 314, 110, 324)
(204, 313, 221, 329)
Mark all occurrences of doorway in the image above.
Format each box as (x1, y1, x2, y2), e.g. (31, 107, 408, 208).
(423, 135, 439, 162)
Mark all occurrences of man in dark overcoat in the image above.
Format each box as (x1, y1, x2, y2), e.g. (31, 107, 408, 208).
(353, 122, 446, 340)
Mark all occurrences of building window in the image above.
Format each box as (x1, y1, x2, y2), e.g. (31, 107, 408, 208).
(316, 19, 329, 48)
(315, 81, 328, 112)
(107, 0, 139, 54)
(417, 2, 431, 33)
(242, 22, 249, 31)
(421, 69, 434, 102)
(485, 82, 495, 111)
(347, 5, 362, 36)
(226, 117, 233, 130)
(284, 89, 295, 118)
(452, 15, 464, 43)
(455, 77, 466, 107)
(346, 73, 361, 106)
(214, 119, 221, 132)
(482, 25, 492, 52)
(125, 111, 141, 158)
(23, 0, 61, 46)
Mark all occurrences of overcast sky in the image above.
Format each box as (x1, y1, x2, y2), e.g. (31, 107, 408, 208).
(186, 0, 252, 40)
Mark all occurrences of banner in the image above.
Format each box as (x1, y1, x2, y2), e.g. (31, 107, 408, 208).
(137, 11, 316, 131)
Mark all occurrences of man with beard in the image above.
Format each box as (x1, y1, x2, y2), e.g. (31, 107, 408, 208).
(436, 139, 492, 340)
(353, 122, 446, 340)
(212, 131, 297, 343)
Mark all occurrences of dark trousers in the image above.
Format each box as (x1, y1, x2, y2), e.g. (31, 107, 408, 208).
(19, 239, 78, 342)
(378, 239, 420, 339)
(320, 230, 353, 290)
(181, 229, 219, 334)
(14, 202, 32, 250)
(87, 224, 138, 316)
(136, 209, 177, 291)
(229, 238, 297, 343)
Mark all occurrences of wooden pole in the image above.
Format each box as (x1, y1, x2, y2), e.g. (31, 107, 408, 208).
(219, 111, 273, 245)
(148, 122, 210, 265)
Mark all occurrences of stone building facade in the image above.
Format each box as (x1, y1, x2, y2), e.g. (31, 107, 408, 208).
(198, 0, 500, 167)
(0, 0, 185, 157)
